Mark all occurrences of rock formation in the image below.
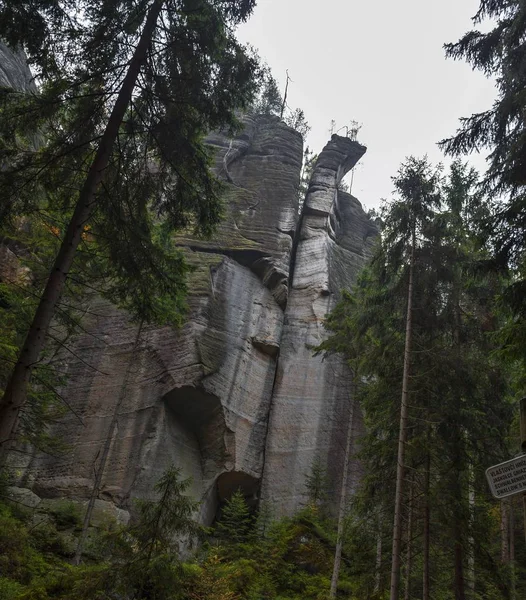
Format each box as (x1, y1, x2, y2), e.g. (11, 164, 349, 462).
(1, 42, 377, 523)
(261, 137, 378, 516)
(0, 41, 36, 91)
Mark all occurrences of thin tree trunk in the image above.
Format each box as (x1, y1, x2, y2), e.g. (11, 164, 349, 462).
(467, 462, 475, 598)
(390, 227, 416, 600)
(453, 440, 465, 600)
(74, 321, 143, 565)
(422, 450, 430, 600)
(454, 516, 466, 600)
(280, 70, 290, 119)
(329, 395, 355, 598)
(510, 500, 516, 600)
(501, 499, 510, 564)
(0, 0, 164, 464)
(374, 512, 383, 595)
(452, 278, 465, 600)
(404, 478, 414, 600)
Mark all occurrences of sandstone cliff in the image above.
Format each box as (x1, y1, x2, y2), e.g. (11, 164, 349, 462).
(1, 43, 377, 523)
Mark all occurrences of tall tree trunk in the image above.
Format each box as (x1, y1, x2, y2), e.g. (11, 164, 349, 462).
(390, 227, 415, 600)
(0, 0, 164, 464)
(329, 395, 355, 598)
(452, 276, 465, 600)
(404, 477, 414, 600)
(74, 321, 143, 565)
(374, 513, 383, 595)
(510, 500, 516, 600)
(422, 450, 431, 600)
(467, 461, 475, 598)
(501, 499, 510, 564)
(454, 515, 466, 600)
(453, 439, 465, 600)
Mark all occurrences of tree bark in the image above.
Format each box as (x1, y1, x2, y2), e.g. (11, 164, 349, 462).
(422, 450, 430, 600)
(454, 516, 466, 600)
(510, 500, 516, 600)
(467, 462, 475, 598)
(452, 275, 465, 600)
(374, 516, 383, 595)
(501, 499, 510, 564)
(390, 227, 415, 600)
(280, 70, 290, 119)
(74, 321, 143, 565)
(0, 0, 164, 464)
(329, 395, 355, 598)
(404, 478, 414, 600)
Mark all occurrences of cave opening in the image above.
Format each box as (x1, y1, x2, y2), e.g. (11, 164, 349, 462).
(214, 470, 260, 523)
(163, 385, 227, 472)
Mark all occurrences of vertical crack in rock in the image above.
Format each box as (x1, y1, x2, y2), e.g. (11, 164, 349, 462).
(260, 134, 378, 517)
(8, 108, 304, 522)
(1, 44, 379, 522)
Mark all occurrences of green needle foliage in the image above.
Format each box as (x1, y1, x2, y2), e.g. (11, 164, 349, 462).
(0, 0, 260, 325)
(440, 0, 526, 345)
(0, 0, 262, 458)
(215, 489, 254, 547)
(319, 157, 517, 600)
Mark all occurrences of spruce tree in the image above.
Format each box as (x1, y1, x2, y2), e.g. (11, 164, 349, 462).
(216, 489, 253, 546)
(320, 158, 515, 599)
(304, 456, 330, 510)
(0, 0, 261, 461)
(440, 0, 526, 335)
(79, 465, 201, 600)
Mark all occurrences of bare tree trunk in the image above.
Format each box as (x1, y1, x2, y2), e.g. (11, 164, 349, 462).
(280, 70, 291, 119)
(374, 513, 383, 595)
(501, 499, 510, 564)
(422, 450, 430, 600)
(467, 462, 475, 598)
(404, 478, 414, 600)
(510, 500, 516, 600)
(452, 278, 465, 600)
(329, 396, 355, 598)
(520, 399, 526, 549)
(74, 321, 143, 564)
(0, 0, 164, 464)
(390, 228, 415, 600)
(454, 517, 466, 600)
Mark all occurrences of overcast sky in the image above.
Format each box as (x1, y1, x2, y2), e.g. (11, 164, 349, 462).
(237, 0, 496, 211)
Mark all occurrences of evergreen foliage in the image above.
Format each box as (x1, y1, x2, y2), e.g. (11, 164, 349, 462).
(319, 157, 519, 600)
(304, 456, 330, 510)
(440, 0, 526, 344)
(253, 70, 282, 116)
(0, 470, 359, 600)
(215, 489, 254, 547)
(0, 0, 262, 459)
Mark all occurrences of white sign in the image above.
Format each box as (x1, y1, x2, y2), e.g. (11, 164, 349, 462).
(486, 455, 526, 499)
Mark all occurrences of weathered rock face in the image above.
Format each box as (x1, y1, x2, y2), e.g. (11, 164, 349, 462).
(14, 115, 304, 524)
(0, 41, 36, 91)
(2, 43, 378, 520)
(261, 137, 378, 516)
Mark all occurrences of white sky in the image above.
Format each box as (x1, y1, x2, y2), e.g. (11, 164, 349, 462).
(237, 0, 496, 211)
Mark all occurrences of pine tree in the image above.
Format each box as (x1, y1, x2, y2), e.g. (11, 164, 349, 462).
(0, 0, 261, 461)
